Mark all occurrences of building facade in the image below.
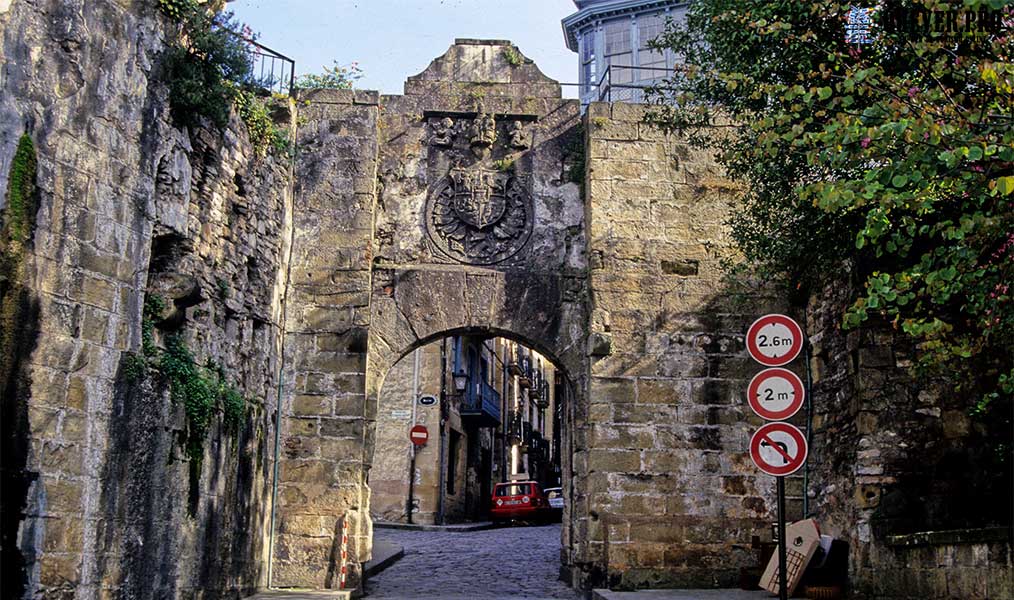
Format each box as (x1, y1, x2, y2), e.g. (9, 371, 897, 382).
(562, 0, 688, 104)
(371, 337, 561, 525)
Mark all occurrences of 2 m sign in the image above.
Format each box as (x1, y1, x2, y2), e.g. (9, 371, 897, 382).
(746, 314, 804, 367)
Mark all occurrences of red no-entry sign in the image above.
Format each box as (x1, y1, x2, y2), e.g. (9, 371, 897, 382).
(748, 368, 805, 421)
(746, 314, 804, 366)
(750, 422, 808, 477)
(409, 425, 429, 446)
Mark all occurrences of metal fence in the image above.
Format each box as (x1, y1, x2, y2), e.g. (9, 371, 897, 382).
(227, 29, 296, 96)
(595, 64, 674, 103)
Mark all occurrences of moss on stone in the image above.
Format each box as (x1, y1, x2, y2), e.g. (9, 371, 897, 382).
(2, 134, 38, 247)
(1, 134, 39, 384)
(502, 46, 524, 67)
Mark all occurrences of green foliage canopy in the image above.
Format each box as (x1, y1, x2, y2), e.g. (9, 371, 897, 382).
(647, 1, 1013, 411)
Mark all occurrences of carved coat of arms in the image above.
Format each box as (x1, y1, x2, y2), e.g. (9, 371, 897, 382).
(427, 166, 532, 264)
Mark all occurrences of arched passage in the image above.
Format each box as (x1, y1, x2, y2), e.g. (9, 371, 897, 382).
(363, 329, 583, 596)
(363, 267, 590, 580)
(273, 38, 770, 594)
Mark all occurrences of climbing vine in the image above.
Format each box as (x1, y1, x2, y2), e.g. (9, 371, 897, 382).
(233, 89, 290, 156)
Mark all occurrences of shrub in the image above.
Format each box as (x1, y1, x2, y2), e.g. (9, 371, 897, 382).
(233, 89, 290, 156)
(161, 3, 257, 128)
(295, 61, 362, 90)
(647, 0, 1013, 415)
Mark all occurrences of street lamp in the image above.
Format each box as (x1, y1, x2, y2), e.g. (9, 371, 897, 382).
(453, 370, 469, 394)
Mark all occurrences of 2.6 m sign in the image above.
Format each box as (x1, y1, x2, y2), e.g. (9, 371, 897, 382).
(746, 314, 804, 366)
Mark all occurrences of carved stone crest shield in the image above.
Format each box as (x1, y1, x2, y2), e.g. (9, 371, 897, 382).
(427, 167, 532, 264)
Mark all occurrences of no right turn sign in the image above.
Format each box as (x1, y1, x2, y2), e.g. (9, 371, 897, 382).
(750, 422, 808, 477)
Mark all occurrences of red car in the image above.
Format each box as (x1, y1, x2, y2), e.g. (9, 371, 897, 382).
(490, 481, 549, 523)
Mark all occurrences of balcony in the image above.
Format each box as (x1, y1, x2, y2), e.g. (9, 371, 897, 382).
(460, 377, 501, 427)
(527, 431, 549, 459)
(521, 422, 533, 449)
(518, 356, 532, 388)
(507, 410, 523, 442)
(534, 380, 550, 410)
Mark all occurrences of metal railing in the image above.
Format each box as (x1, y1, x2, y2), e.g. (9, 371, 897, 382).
(461, 377, 501, 425)
(227, 29, 296, 96)
(595, 64, 675, 103)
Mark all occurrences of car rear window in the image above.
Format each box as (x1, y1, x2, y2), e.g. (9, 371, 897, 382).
(495, 483, 532, 497)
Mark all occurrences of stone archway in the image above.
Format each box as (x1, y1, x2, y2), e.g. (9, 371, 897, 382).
(360, 35, 592, 589)
(272, 39, 592, 591)
(367, 270, 587, 401)
(273, 37, 768, 595)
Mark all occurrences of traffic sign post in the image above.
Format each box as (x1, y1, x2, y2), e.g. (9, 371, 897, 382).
(777, 476, 787, 600)
(751, 422, 807, 600)
(750, 422, 808, 476)
(746, 314, 807, 600)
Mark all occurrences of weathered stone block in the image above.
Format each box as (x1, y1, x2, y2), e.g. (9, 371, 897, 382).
(280, 459, 337, 486)
(637, 379, 688, 405)
(320, 417, 363, 439)
(588, 449, 641, 473)
(589, 378, 636, 405)
(291, 395, 331, 417)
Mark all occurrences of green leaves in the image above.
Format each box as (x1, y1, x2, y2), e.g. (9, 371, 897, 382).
(994, 176, 1014, 196)
(646, 0, 1014, 416)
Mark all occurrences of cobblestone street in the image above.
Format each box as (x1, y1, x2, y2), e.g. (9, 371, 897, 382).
(364, 524, 581, 599)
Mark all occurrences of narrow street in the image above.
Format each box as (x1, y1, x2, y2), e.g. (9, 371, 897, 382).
(364, 524, 581, 599)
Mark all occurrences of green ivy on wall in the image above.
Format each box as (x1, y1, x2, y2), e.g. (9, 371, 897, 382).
(233, 89, 291, 157)
(127, 293, 248, 471)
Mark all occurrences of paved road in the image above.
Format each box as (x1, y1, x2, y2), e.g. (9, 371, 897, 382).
(364, 523, 581, 599)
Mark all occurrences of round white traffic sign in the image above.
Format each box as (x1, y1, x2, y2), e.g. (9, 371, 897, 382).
(746, 314, 804, 366)
(750, 422, 808, 477)
(747, 368, 805, 421)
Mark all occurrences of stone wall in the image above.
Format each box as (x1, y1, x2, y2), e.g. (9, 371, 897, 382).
(1, 2, 293, 598)
(581, 102, 797, 589)
(272, 87, 380, 591)
(806, 280, 1012, 598)
(864, 529, 1012, 599)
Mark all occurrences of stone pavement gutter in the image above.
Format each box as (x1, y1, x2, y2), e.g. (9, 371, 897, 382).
(372, 520, 498, 532)
(247, 591, 352, 599)
(363, 539, 405, 578)
(592, 589, 770, 600)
